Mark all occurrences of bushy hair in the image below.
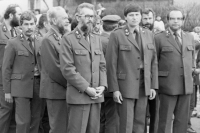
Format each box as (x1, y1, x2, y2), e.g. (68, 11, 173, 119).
(4, 4, 20, 19)
(20, 11, 37, 25)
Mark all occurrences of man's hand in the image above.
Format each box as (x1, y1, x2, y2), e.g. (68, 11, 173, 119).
(113, 91, 123, 104)
(85, 87, 97, 97)
(149, 89, 156, 100)
(5, 93, 13, 103)
(95, 86, 105, 97)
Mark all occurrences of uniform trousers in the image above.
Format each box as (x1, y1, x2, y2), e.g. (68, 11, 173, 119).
(46, 99, 67, 133)
(158, 94, 190, 133)
(67, 103, 101, 133)
(14, 76, 42, 133)
(0, 84, 16, 133)
(117, 70, 148, 133)
(100, 97, 119, 133)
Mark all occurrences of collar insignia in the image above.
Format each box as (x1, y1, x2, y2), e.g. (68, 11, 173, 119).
(75, 30, 81, 39)
(3, 25, 7, 32)
(53, 33, 60, 41)
(125, 29, 129, 36)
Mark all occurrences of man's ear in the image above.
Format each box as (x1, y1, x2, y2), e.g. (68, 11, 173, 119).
(9, 13, 13, 20)
(75, 14, 80, 22)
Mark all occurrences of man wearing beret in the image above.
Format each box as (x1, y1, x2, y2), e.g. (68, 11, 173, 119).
(100, 14, 121, 133)
(106, 4, 158, 133)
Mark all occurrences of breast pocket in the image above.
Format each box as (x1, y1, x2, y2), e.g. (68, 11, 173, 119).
(187, 45, 194, 52)
(94, 50, 102, 55)
(74, 50, 87, 56)
(161, 46, 173, 53)
(17, 51, 29, 57)
(120, 45, 132, 51)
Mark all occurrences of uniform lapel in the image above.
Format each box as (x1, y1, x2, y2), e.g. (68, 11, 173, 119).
(182, 31, 187, 55)
(2, 23, 11, 39)
(140, 27, 146, 53)
(125, 25, 140, 51)
(20, 34, 34, 54)
(90, 34, 95, 60)
(166, 30, 181, 54)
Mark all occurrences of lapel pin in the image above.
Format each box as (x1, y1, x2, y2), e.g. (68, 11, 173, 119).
(125, 29, 129, 36)
(3, 25, 7, 32)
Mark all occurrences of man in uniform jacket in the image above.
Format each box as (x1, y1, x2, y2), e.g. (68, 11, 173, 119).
(0, 4, 22, 133)
(155, 9, 195, 133)
(100, 14, 121, 133)
(106, 4, 158, 133)
(2, 11, 42, 133)
(60, 3, 107, 133)
(141, 8, 159, 133)
(39, 7, 69, 133)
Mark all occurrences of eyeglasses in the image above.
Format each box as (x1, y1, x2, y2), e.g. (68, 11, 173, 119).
(79, 15, 94, 20)
(169, 17, 183, 21)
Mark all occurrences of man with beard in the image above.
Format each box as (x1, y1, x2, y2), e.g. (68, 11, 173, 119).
(60, 3, 107, 133)
(39, 7, 69, 133)
(2, 11, 43, 133)
(106, 4, 158, 133)
(0, 4, 22, 133)
(141, 8, 159, 133)
(155, 9, 195, 133)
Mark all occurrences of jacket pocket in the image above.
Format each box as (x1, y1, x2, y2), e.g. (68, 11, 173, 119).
(120, 45, 131, 51)
(94, 50, 102, 55)
(158, 71, 169, 77)
(117, 74, 126, 79)
(17, 51, 29, 56)
(74, 49, 87, 55)
(10, 74, 22, 80)
(147, 44, 154, 50)
(187, 45, 194, 51)
(161, 47, 173, 52)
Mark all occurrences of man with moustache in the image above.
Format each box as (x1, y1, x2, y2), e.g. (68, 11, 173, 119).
(106, 4, 158, 133)
(39, 7, 69, 133)
(60, 3, 107, 133)
(141, 8, 159, 133)
(0, 4, 22, 133)
(2, 11, 43, 133)
(155, 9, 195, 133)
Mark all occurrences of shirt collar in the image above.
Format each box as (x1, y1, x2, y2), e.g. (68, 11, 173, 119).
(169, 28, 182, 38)
(51, 26, 62, 39)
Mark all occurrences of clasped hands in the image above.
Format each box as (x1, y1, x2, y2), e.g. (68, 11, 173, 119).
(85, 86, 105, 99)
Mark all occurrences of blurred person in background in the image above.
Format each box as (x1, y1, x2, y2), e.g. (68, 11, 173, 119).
(154, 16, 165, 33)
(0, 4, 22, 133)
(100, 14, 121, 133)
(96, 3, 105, 16)
(39, 6, 69, 133)
(35, 9, 41, 15)
(37, 13, 51, 37)
(93, 15, 102, 34)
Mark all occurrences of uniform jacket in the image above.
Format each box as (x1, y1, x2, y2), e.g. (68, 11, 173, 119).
(39, 28, 67, 99)
(155, 29, 195, 95)
(2, 33, 41, 98)
(106, 25, 158, 99)
(0, 22, 21, 86)
(60, 27, 107, 104)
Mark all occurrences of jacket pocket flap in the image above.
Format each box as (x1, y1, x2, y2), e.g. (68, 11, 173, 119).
(147, 44, 154, 49)
(158, 71, 169, 76)
(120, 45, 131, 51)
(11, 74, 22, 79)
(18, 51, 29, 56)
(187, 45, 194, 51)
(94, 50, 102, 55)
(161, 47, 173, 52)
(0, 39, 8, 44)
(74, 50, 87, 55)
(117, 74, 126, 79)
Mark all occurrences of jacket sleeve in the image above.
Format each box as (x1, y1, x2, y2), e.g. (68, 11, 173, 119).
(99, 37, 107, 88)
(59, 35, 90, 93)
(151, 34, 158, 89)
(40, 38, 67, 87)
(2, 41, 16, 93)
(105, 32, 119, 93)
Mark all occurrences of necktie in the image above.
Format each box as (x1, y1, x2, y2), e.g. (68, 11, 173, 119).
(134, 30, 144, 60)
(10, 28, 15, 37)
(28, 37, 36, 63)
(174, 32, 182, 49)
(84, 33, 89, 42)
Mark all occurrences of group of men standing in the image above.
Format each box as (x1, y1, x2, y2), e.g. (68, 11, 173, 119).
(0, 2, 197, 133)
